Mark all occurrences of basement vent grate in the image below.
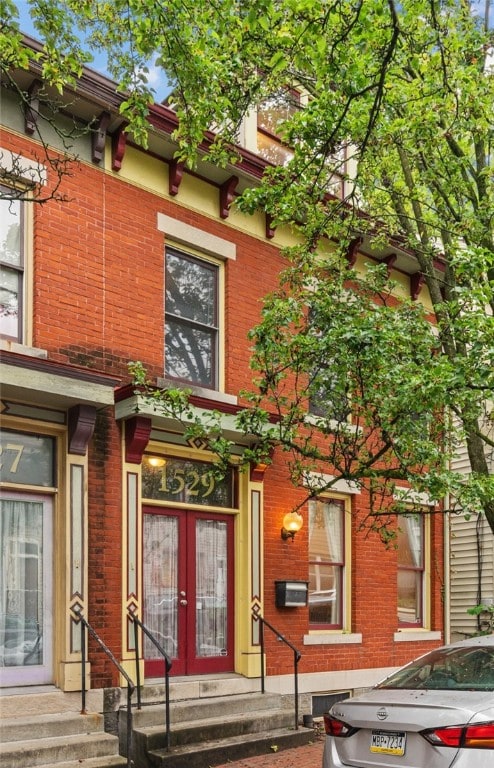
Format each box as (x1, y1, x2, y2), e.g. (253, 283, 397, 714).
(312, 691, 351, 716)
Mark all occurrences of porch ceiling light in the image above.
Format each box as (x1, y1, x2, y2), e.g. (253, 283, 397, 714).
(281, 511, 303, 541)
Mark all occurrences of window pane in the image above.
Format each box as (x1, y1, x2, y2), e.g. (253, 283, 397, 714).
(196, 519, 228, 658)
(0, 197, 21, 267)
(309, 500, 343, 563)
(165, 319, 214, 387)
(166, 251, 216, 326)
(398, 569, 422, 625)
(143, 514, 179, 659)
(309, 563, 341, 626)
(397, 516, 423, 567)
(0, 499, 44, 668)
(0, 266, 20, 339)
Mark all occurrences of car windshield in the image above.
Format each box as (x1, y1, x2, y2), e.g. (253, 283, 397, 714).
(377, 644, 494, 691)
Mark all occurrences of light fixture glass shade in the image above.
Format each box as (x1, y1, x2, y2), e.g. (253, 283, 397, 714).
(146, 456, 166, 468)
(282, 511, 303, 533)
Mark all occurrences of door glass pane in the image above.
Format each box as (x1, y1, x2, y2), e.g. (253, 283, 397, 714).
(196, 519, 227, 658)
(0, 499, 43, 668)
(143, 515, 178, 659)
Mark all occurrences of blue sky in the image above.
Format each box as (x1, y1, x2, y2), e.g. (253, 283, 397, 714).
(14, 1, 170, 100)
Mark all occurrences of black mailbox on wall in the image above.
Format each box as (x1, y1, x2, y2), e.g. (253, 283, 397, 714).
(275, 580, 309, 608)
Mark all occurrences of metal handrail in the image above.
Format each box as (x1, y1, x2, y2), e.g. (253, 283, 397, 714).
(253, 612, 301, 731)
(128, 611, 173, 751)
(73, 610, 135, 768)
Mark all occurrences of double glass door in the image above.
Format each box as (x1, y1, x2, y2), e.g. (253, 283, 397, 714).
(143, 507, 234, 676)
(0, 493, 53, 686)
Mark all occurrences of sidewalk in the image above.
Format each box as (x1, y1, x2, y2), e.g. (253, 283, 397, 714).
(215, 731, 324, 768)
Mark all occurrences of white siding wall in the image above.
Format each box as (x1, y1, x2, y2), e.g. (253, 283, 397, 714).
(450, 418, 494, 640)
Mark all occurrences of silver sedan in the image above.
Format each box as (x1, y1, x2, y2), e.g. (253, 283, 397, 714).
(322, 635, 494, 768)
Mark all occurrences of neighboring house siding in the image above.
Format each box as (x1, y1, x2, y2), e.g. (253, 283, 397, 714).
(450, 420, 494, 639)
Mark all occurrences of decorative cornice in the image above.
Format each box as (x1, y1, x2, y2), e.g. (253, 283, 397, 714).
(169, 159, 185, 196)
(111, 124, 127, 171)
(0, 349, 121, 387)
(219, 175, 239, 219)
(25, 79, 41, 135)
(125, 415, 152, 464)
(92, 111, 111, 164)
(68, 404, 97, 455)
(410, 271, 425, 300)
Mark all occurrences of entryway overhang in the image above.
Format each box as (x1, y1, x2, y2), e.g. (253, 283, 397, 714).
(1, 349, 121, 409)
(114, 384, 263, 449)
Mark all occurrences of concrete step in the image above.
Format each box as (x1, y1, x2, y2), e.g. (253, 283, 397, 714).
(0, 711, 105, 743)
(32, 758, 128, 768)
(0, 731, 121, 768)
(134, 707, 295, 751)
(128, 691, 284, 729)
(145, 726, 315, 768)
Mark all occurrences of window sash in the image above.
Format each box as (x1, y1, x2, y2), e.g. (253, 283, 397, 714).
(165, 248, 219, 388)
(309, 499, 345, 629)
(397, 514, 425, 627)
(0, 189, 24, 342)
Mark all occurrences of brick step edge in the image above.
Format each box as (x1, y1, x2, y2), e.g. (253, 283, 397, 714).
(146, 726, 316, 768)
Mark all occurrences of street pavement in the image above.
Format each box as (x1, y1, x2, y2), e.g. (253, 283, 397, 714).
(215, 730, 324, 768)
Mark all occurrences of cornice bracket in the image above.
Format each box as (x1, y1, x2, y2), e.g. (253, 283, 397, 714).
(92, 111, 111, 164)
(25, 80, 42, 135)
(169, 159, 185, 196)
(345, 236, 363, 268)
(68, 404, 97, 455)
(383, 253, 397, 276)
(265, 213, 276, 239)
(111, 124, 127, 171)
(125, 416, 152, 464)
(410, 271, 425, 301)
(219, 175, 239, 219)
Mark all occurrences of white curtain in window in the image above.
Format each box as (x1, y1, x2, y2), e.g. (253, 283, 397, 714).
(143, 515, 178, 659)
(0, 499, 43, 667)
(196, 519, 227, 657)
(401, 515, 422, 567)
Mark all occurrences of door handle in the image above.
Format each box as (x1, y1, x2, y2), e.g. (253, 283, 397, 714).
(180, 599, 188, 606)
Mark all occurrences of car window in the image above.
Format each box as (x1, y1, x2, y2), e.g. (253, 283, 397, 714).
(377, 645, 494, 691)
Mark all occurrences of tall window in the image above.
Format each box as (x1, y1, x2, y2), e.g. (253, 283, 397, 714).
(165, 248, 219, 389)
(257, 90, 299, 166)
(308, 498, 345, 629)
(0, 189, 24, 341)
(308, 363, 351, 423)
(397, 514, 424, 627)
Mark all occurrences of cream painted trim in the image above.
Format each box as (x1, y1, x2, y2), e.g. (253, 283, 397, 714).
(304, 472, 361, 495)
(156, 377, 238, 406)
(303, 633, 362, 645)
(157, 212, 236, 260)
(264, 667, 397, 696)
(1, 361, 116, 407)
(393, 486, 437, 507)
(0, 147, 47, 185)
(394, 630, 442, 642)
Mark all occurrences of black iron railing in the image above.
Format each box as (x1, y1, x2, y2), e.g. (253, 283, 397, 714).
(73, 610, 135, 768)
(253, 613, 301, 731)
(128, 611, 173, 751)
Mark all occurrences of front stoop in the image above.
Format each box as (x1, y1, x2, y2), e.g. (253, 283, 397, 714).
(121, 691, 314, 768)
(0, 711, 127, 768)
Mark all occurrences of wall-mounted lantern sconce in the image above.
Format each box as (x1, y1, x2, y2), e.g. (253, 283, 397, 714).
(281, 511, 303, 541)
(145, 455, 166, 468)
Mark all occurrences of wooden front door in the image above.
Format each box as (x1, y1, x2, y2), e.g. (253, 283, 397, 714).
(143, 506, 234, 676)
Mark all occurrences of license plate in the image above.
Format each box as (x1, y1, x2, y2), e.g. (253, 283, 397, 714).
(370, 730, 406, 755)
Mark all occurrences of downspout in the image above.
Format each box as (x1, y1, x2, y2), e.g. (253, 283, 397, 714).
(443, 493, 451, 644)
